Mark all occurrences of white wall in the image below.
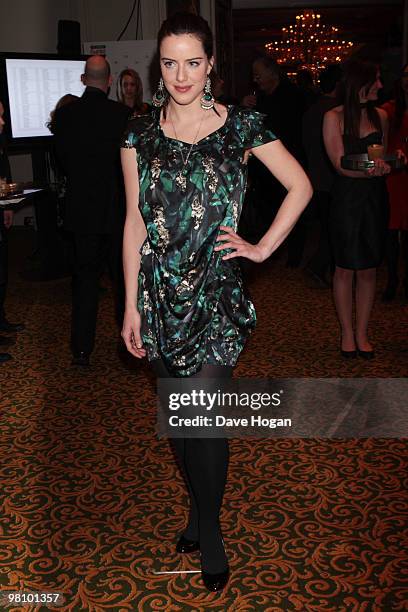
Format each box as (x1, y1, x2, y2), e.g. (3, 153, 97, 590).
(0, 0, 78, 53)
(77, 0, 166, 41)
(0, 0, 168, 53)
(0, 0, 167, 213)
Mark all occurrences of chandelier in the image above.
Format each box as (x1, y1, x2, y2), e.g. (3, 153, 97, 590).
(265, 10, 354, 76)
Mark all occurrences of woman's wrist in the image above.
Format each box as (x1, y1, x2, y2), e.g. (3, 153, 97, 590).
(125, 300, 138, 312)
(255, 241, 273, 262)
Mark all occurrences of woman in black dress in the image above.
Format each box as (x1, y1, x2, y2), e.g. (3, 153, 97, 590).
(121, 13, 312, 591)
(323, 59, 390, 359)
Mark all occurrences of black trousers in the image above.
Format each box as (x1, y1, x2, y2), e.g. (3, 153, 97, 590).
(71, 233, 111, 355)
(0, 212, 8, 322)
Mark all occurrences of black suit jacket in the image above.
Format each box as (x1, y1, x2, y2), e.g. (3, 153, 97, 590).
(0, 136, 12, 244)
(302, 95, 338, 192)
(53, 87, 130, 234)
(256, 79, 306, 163)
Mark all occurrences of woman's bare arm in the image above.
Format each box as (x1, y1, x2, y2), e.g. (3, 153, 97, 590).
(216, 139, 313, 262)
(323, 110, 367, 179)
(121, 147, 147, 357)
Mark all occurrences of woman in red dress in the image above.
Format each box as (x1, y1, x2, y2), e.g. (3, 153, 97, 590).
(382, 63, 408, 301)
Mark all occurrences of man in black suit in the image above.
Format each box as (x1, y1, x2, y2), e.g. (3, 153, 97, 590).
(302, 65, 343, 287)
(53, 56, 129, 366)
(0, 99, 25, 363)
(241, 56, 307, 257)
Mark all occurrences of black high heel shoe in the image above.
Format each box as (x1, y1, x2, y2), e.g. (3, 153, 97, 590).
(356, 338, 375, 359)
(357, 349, 375, 360)
(200, 536, 229, 592)
(201, 566, 230, 592)
(176, 535, 200, 554)
(341, 349, 357, 359)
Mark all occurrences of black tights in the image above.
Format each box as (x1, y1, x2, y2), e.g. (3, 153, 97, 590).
(152, 360, 232, 573)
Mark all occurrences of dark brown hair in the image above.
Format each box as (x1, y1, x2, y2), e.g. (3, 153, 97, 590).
(47, 94, 79, 134)
(343, 59, 382, 139)
(157, 12, 213, 60)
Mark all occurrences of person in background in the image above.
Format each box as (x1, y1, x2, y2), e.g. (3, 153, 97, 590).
(47, 94, 79, 135)
(0, 99, 25, 363)
(116, 68, 150, 117)
(121, 12, 311, 593)
(296, 68, 319, 110)
(47, 94, 79, 234)
(242, 56, 305, 160)
(303, 64, 343, 287)
(381, 63, 408, 302)
(53, 56, 130, 366)
(323, 59, 390, 359)
(241, 56, 306, 253)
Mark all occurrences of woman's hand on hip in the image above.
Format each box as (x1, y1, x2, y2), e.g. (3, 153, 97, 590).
(122, 308, 146, 358)
(215, 226, 267, 263)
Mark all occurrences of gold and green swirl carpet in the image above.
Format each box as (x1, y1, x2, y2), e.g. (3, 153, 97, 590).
(0, 229, 407, 611)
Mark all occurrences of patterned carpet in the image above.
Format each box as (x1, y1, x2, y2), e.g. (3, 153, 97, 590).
(0, 228, 407, 611)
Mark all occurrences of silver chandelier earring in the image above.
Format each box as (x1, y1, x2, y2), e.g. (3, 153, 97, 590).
(200, 76, 215, 110)
(152, 77, 167, 107)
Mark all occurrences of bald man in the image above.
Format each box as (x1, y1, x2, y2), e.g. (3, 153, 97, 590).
(53, 56, 130, 366)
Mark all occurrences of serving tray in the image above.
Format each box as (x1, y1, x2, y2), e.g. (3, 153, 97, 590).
(341, 154, 405, 171)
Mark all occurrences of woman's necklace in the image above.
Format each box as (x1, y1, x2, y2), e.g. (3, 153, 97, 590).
(169, 109, 205, 190)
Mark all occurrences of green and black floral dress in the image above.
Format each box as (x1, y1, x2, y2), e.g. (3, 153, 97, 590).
(121, 106, 277, 376)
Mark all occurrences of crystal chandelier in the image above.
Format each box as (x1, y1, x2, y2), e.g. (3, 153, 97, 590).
(265, 10, 354, 77)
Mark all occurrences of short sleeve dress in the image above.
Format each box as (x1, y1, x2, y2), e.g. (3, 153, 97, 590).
(121, 106, 277, 376)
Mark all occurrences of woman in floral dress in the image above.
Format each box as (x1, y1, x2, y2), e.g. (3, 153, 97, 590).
(120, 12, 312, 592)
